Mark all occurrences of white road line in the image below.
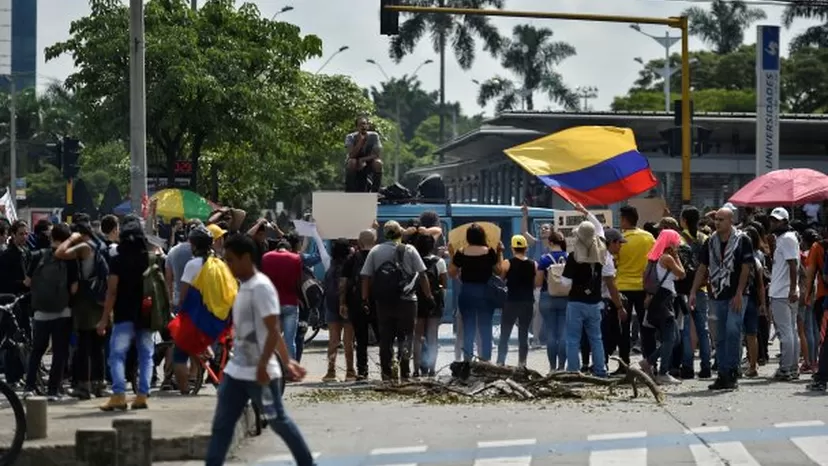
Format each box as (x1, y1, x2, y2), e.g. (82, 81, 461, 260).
(588, 431, 646, 466)
(474, 456, 532, 466)
(685, 426, 730, 434)
(477, 438, 537, 448)
(687, 427, 760, 466)
(774, 420, 826, 428)
(370, 445, 428, 455)
(791, 436, 828, 466)
(256, 452, 321, 463)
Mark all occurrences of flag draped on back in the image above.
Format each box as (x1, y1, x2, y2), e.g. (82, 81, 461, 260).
(0, 187, 17, 222)
(503, 126, 658, 206)
(170, 256, 238, 355)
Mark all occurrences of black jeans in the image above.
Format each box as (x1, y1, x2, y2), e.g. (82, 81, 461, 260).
(758, 314, 771, 361)
(26, 317, 72, 394)
(377, 300, 416, 380)
(496, 300, 533, 365)
(621, 290, 656, 364)
(350, 301, 375, 377)
(73, 329, 106, 383)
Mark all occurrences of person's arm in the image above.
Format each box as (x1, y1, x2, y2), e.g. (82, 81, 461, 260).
(573, 202, 604, 238)
(97, 274, 118, 335)
(756, 262, 768, 314)
(178, 260, 199, 309)
(735, 238, 752, 299)
(358, 133, 381, 163)
(804, 244, 818, 303)
(780, 236, 799, 303)
(499, 258, 510, 279)
(300, 251, 321, 268)
(246, 219, 266, 237)
(68, 258, 79, 296)
(660, 253, 686, 280)
(690, 240, 710, 299)
(346, 133, 365, 159)
(534, 261, 544, 288)
(165, 263, 175, 309)
(492, 245, 504, 276)
(520, 204, 538, 246)
(448, 250, 461, 279)
(338, 258, 352, 315)
(360, 249, 375, 303)
(559, 254, 575, 288)
(55, 233, 91, 260)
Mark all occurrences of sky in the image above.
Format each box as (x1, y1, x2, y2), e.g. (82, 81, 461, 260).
(36, 0, 820, 117)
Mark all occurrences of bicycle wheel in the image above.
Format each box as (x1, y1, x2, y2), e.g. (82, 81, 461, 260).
(190, 361, 206, 395)
(303, 327, 319, 345)
(0, 380, 26, 466)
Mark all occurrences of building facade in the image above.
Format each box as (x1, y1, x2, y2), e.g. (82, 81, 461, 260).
(409, 111, 828, 213)
(0, 0, 36, 90)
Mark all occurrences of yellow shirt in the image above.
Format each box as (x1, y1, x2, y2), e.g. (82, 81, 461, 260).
(616, 228, 656, 291)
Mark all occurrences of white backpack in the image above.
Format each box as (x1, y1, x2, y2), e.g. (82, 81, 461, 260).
(546, 256, 571, 297)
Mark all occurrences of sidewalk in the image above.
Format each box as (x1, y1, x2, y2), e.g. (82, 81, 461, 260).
(16, 388, 255, 466)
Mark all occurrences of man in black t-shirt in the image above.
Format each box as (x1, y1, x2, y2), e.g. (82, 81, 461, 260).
(345, 116, 383, 193)
(340, 229, 376, 380)
(690, 207, 753, 390)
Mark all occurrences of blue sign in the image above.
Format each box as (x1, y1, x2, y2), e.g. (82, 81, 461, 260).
(761, 26, 780, 71)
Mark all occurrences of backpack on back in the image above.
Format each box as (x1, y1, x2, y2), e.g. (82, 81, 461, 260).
(643, 259, 669, 296)
(546, 255, 571, 297)
(84, 239, 111, 305)
(372, 244, 416, 303)
(31, 250, 70, 314)
(674, 235, 698, 295)
(348, 252, 367, 302)
(142, 253, 171, 331)
(323, 262, 344, 313)
(418, 255, 444, 312)
(299, 265, 324, 313)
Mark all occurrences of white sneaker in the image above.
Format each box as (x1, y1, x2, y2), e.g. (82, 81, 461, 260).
(22, 391, 35, 400)
(655, 374, 682, 385)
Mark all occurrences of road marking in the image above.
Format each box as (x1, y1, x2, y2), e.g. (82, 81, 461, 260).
(687, 427, 760, 466)
(588, 431, 646, 465)
(370, 445, 428, 455)
(774, 420, 826, 428)
(256, 452, 321, 463)
(790, 436, 828, 466)
(474, 456, 532, 466)
(477, 438, 537, 448)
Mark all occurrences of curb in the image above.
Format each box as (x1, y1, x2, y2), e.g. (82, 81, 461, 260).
(14, 404, 257, 466)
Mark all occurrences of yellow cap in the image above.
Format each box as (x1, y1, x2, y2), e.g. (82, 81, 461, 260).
(511, 234, 528, 249)
(206, 223, 227, 239)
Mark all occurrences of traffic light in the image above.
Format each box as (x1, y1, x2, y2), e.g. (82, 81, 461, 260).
(380, 0, 399, 36)
(62, 137, 81, 179)
(658, 126, 713, 157)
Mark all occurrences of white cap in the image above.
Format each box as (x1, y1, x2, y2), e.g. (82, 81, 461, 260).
(722, 202, 736, 211)
(770, 207, 790, 221)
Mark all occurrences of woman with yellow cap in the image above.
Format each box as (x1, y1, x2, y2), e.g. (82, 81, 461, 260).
(496, 235, 543, 367)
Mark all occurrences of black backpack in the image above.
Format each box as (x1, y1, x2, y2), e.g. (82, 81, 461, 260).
(348, 252, 367, 302)
(418, 255, 444, 311)
(84, 239, 111, 305)
(675, 232, 701, 295)
(371, 244, 416, 303)
(30, 250, 70, 314)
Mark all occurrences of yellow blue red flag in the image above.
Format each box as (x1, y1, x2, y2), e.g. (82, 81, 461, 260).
(503, 126, 658, 206)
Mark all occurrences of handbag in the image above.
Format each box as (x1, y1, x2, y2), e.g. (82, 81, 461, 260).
(487, 275, 508, 309)
(546, 256, 571, 296)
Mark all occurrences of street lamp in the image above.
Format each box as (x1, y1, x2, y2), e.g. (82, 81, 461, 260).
(630, 24, 681, 112)
(271, 5, 293, 19)
(633, 56, 699, 88)
(366, 58, 434, 182)
(575, 86, 598, 111)
(315, 45, 349, 74)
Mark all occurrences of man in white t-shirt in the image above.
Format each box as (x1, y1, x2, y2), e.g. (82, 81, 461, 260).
(768, 207, 801, 380)
(205, 234, 314, 466)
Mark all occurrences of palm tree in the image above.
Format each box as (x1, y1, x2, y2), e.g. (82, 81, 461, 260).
(388, 0, 504, 149)
(476, 25, 578, 112)
(684, 0, 767, 54)
(782, 3, 828, 51)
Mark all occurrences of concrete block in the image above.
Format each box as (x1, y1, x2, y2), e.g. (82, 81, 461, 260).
(25, 396, 48, 440)
(112, 418, 152, 466)
(75, 428, 118, 466)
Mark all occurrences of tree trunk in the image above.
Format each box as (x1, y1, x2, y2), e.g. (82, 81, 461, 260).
(165, 149, 177, 187)
(526, 93, 534, 111)
(438, 0, 446, 162)
(189, 133, 205, 191)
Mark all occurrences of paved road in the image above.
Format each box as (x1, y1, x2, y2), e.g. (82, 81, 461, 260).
(161, 328, 828, 466)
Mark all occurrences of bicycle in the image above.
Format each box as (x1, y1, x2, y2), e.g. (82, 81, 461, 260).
(0, 378, 26, 466)
(0, 294, 48, 394)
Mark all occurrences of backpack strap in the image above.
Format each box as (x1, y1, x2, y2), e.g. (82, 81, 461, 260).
(395, 243, 406, 265)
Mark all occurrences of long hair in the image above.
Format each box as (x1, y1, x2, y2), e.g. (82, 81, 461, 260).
(118, 222, 149, 257)
(743, 226, 767, 254)
(647, 229, 681, 261)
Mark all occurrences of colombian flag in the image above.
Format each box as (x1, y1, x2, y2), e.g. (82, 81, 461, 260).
(504, 126, 658, 206)
(169, 256, 238, 355)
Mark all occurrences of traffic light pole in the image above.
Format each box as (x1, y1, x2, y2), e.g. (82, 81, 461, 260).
(8, 77, 16, 207)
(385, 5, 694, 204)
(65, 178, 73, 223)
(129, 0, 149, 219)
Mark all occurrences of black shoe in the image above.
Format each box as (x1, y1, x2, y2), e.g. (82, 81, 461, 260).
(708, 375, 738, 391)
(680, 367, 695, 380)
(698, 368, 712, 379)
(412, 370, 420, 378)
(611, 367, 627, 376)
(806, 380, 826, 392)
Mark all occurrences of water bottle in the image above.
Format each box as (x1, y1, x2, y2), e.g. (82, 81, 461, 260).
(260, 385, 277, 421)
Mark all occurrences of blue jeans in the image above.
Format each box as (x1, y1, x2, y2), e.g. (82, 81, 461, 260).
(648, 316, 678, 375)
(280, 305, 299, 360)
(206, 375, 315, 466)
(108, 321, 154, 395)
(711, 298, 746, 377)
(682, 291, 711, 372)
(802, 303, 819, 364)
(458, 283, 494, 361)
(539, 294, 568, 370)
(565, 301, 606, 376)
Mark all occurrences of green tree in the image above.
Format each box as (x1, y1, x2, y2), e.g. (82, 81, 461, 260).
(370, 75, 439, 140)
(611, 88, 755, 112)
(631, 47, 755, 94)
(388, 0, 503, 145)
(46, 0, 322, 189)
(781, 47, 828, 113)
(684, 0, 767, 54)
(782, 3, 828, 51)
(477, 25, 578, 112)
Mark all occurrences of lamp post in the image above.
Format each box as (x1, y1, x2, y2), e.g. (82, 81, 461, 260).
(630, 24, 680, 112)
(315, 46, 350, 74)
(366, 58, 434, 182)
(634, 56, 699, 96)
(575, 86, 598, 111)
(271, 5, 294, 19)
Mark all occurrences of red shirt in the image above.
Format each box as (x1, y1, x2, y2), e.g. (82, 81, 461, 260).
(260, 250, 302, 306)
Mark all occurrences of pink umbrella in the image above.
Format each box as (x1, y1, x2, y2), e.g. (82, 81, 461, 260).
(728, 168, 828, 207)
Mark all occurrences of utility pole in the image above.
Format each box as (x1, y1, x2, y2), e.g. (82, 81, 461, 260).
(630, 25, 680, 112)
(8, 77, 15, 206)
(191, 0, 197, 10)
(575, 86, 598, 111)
(129, 0, 148, 217)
